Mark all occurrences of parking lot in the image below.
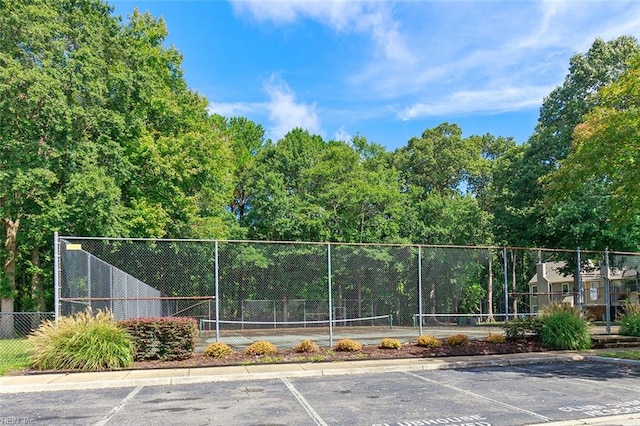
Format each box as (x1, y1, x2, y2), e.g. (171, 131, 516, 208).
(2, 360, 640, 425)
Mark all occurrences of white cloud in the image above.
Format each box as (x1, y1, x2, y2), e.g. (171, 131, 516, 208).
(264, 74, 323, 140)
(227, 1, 640, 123)
(230, 0, 413, 64)
(207, 102, 261, 117)
(398, 85, 554, 120)
(333, 126, 352, 142)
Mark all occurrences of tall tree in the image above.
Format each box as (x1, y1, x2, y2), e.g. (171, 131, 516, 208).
(545, 54, 640, 250)
(0, 1, 235, 323)
(493, 36, 640, 248)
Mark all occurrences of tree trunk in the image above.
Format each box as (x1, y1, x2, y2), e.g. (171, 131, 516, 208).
(486, 252, 496, 322)
(31, 247, 46, 311)
(1, 218, 20, 338)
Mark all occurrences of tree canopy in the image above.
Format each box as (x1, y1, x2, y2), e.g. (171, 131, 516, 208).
(2, 0, 640, 313)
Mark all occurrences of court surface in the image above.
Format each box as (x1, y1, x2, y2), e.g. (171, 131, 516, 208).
(2, 360, 639, 425)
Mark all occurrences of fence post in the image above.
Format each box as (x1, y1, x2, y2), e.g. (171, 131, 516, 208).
(604, 248, 611, 335)
(215, 240, 220, 342)
(327, 243, 333, 347)
(576, 247, 583, 312)
(418, 245, 423, 336)
(54, 231, 60, 324)
(503, 247, 509, 322)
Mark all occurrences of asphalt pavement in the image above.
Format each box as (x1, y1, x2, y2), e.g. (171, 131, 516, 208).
(1, 350, 640, 425)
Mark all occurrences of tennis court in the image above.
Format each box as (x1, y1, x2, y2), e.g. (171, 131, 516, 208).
(197, 319, 504, 350)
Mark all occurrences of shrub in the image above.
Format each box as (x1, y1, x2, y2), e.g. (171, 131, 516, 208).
(246, 340, 278, 356)
(505, 317, 543, 340)
(28, 308, 134, 372)
(416, 334, 441, 348)
(485, 334, 506, 344)
(538, 304, 592, 350)
(294, 340, 320, 353)
(379, 338, 402, 349)
(618, 303, 640, 337)
(333, 339, 362, 352)
(445, 334, 469, 346)
(119, 317, 198, 361)
(203, 342, 233, 359)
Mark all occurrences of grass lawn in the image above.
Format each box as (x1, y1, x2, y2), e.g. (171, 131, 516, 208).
(0, 339, 31, 375)
(599, 350, 640, 361)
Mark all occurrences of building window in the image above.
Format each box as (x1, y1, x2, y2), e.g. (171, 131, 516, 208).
(590, 282, 598, 301)
(562, 283, 570, 294)
(532, 286, 538, 294)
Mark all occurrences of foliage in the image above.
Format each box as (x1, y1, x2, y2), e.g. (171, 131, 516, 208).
(28, 309, 134, 371)
(618, 303, 640, 337)
(445, 334, 469, 346)
(493, 36, 640, 249)
(416, 335, 442, 348)
(485, 334, 506, 344)
(505, 317, 543, 340)
(293, 340, 320, 353)
(333, 339, 362, 352)
(379, 338, 402, 349)
(461, 283, 486, 314)
(547, 54, 640, 229)
(118, 317, 198, 361)
(245, 340, 278, 356)
(202, 342, 233, 359)
(538, 304, 592, 350)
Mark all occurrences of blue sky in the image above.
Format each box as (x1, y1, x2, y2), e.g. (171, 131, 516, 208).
(110, 0, 640, 150)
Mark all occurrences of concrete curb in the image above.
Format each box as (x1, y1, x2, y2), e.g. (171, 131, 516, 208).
(0, 352, 594, 394)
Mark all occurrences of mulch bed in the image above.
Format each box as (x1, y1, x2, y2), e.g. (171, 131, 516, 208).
(129, 338, 547, 370)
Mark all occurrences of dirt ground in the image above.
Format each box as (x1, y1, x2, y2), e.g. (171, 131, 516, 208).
(130, 338, 547, 370)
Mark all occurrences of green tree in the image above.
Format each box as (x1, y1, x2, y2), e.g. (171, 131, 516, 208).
(492, 36, 640, 248)
(0, 1, 235, 324)
(546, 54, 640, 249)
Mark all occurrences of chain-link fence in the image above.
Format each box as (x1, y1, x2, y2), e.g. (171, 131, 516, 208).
(0, 312, 54, 372)
(51, 235, 640, 347)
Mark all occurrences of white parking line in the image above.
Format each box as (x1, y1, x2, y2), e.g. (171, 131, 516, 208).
(93, 386, 143, 426)
(281, 378, 329, 426)
(404, 371, 552, 422)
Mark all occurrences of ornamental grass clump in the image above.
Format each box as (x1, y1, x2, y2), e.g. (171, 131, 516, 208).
(245, 340, 278, 356)
(619, 303, 640, 337)
(538, 304, 592, 350)
(294, 339, 320, 353)
(333, 339, 362, 352)
(445, 334, 469, 346)
(203, 342, 233, 359)
(28, 308, 134, 372)
(416, 334, 441, 348)
(485, 334, 506, 344)
(379, 338, 402, 349)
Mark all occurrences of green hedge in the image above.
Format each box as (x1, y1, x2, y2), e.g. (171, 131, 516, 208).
(119, 317, 198, 361)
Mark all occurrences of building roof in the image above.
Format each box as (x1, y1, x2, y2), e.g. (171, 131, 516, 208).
(528, 261, 637, 285)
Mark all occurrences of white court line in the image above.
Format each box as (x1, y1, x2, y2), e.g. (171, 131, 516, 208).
(281, 378, 329, 426)
(93, 385, 143, 426)
(404, 371, 552, 422)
